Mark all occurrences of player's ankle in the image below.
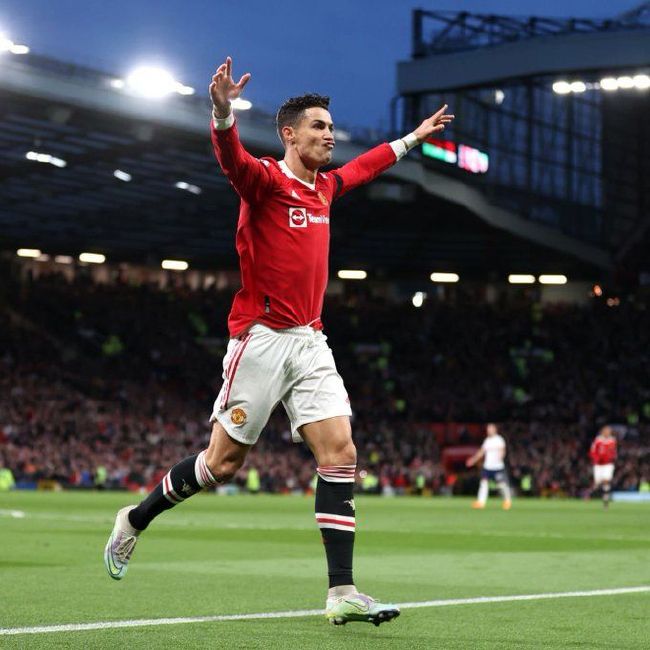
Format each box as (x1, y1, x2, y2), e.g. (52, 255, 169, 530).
(328, 584, 356, 599)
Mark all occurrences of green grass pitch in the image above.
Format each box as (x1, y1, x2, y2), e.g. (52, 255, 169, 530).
(1, 492, 649, 649)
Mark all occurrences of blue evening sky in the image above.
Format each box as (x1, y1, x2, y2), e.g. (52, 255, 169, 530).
(1, 0, 633, 129)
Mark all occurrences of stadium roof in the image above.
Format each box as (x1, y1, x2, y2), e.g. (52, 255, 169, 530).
(0, 52, 613, 280)
(399, 5, 650, 93)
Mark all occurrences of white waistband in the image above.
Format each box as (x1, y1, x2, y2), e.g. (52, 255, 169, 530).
(249, 323, 321, 337)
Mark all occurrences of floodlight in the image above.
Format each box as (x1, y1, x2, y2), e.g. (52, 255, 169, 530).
(0, 32, 29, 54)
(55, 255, 73, 265)
(175, 181, 202, 195)
(17, 248, 41, 258)
(538, 274, 567, 285)
(508, 274, 535, 284)
(113, 170, 132, 182)
(570, 81, 586, 93)
(599, 77, 618, 91)
(616, 76, 634, 89)
(430, 272, 459, 283)
(36, 254, 50, 262)
(126, 66, 178, 98)
(337, 270, 367, 280)
(633, 74, 650, 90)
(25, 151, 67, 168)
(412, 291, 426, 308)
(175, 84, 195, 96)
(231, 98, 252, 110)
(79, 253, 106, 264)
(161, 259, 189, 271)
(0, 33, 13, 52)
(552, 81, 571, 95)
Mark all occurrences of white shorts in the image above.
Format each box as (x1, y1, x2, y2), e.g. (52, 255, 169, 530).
(593, 464, 614, 485)
(210, 323, 352, 445)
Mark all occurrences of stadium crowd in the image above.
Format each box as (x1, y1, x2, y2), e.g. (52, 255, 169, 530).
(1, 268, 649, 497)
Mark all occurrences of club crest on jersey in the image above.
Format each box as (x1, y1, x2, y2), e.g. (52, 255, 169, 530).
(289, 207, 307, 228)
(317, 191, 328, 206)
(230, 408, 247, 425)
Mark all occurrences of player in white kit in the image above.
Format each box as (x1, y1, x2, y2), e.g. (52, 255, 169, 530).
(466, 423, 512, 510)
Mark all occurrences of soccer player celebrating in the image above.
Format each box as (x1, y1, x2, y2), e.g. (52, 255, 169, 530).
(589, 425, 617, 508)
(104, 56, 454, 626)
(466, 423, 512, 510)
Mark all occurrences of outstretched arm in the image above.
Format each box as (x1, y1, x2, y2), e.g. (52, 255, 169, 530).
(209, 57, 271, 203)
(329, 105, 455, 200)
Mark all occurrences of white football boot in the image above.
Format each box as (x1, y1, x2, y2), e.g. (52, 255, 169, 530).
(104, 505, 140, 580)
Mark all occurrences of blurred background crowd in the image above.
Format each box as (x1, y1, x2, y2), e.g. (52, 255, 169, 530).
(1, 266, 649, 497)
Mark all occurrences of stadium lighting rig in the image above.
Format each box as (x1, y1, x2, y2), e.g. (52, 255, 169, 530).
(430, 272, 459, 283)
(16, 248, 41, 258)
(25, 151, 67, 168)
(113, 169, 132, 182)
(110, 66, 195, 99)
(337, 270, 367, 280)
(508, 274, 536, 284)
(174, 181, 202, 195)
(553, 74, 650, 94)
(0, 32, 29, 55)
(161, 259, 189, 271)
(231, 98, 253, 110)
(412, 291, 426, 308)
(79, 253, 106, 264)
(538, 274, 567, 285)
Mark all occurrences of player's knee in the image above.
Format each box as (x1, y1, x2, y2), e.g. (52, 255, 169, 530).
(333, 438, 357, 466)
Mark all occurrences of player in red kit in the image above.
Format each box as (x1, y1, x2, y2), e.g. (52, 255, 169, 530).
(104, 56, 453, 626)
(589, 426, 617, 508)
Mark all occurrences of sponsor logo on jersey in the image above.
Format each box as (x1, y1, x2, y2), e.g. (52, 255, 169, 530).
(308, 214, 330, 224)
(231, 408, 247, 425)
(289, 207, 307, 228)
(317, 191, 328, 206)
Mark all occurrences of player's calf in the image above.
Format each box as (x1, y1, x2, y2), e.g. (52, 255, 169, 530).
(315, 466, 357, 593)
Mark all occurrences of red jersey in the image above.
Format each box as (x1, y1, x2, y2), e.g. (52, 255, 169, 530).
(211, 120, 397, 336)
(589, 436, 617, 465)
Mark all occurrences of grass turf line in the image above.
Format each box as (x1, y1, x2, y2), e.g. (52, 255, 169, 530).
(1, 492, 648, 648)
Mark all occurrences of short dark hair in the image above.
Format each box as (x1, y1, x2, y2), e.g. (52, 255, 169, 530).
(276, 93, 330, 143)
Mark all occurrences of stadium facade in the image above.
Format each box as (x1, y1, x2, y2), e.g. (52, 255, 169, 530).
(396, 6, 650, 281)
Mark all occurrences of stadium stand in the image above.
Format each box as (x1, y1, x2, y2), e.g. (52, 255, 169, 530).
(1, 264, 648, 497)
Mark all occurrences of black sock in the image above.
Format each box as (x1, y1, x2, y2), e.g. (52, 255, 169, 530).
(129, 450, 217, 530)
(602, 484, 611, 507)
(315, 476, 356, 588)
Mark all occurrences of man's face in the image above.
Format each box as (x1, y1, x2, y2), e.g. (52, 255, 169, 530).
(486, 423, 497, 437)
(601, 426, 612, 438)
(286, 107, 335, 169)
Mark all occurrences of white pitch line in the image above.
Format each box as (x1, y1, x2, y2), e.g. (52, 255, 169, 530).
(1, 586, 648, 636)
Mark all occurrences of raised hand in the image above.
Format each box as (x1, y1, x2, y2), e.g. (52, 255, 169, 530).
(209, 56, 251, 118)
(412, 104, 455, 143)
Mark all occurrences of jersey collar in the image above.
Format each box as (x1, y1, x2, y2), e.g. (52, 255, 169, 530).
(278, 160, 316, 190)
